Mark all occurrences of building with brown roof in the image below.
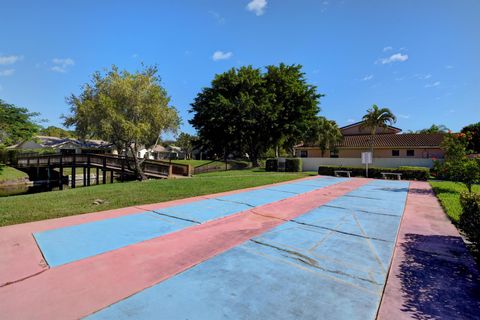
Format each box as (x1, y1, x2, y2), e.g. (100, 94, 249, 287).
(294, 121, 446, 160)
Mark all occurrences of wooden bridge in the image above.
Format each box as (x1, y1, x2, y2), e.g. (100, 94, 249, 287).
(14, 154, 192, 189)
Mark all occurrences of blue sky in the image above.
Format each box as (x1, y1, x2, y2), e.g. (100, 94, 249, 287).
(1, 0, 479, 135)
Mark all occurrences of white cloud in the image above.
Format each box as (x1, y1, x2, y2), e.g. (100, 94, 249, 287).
(347, 118, 356, 123)
(383, 46, 393, 52)
(413, 73, 432, 80)
(0, 69, 15, 76)
(377, 53, 409, 64)
(212, 51, 233, 61)
(247, 0, 267, 16)
(0, 55, 23, 65)
(209, 10, 225, 24)
(131, 53, 139, 59)
(445, 65, 454, 69)
(425, 81, 440, 88)
(398, 114, 410, 119)
(51, 58, 75, 73)
(361, 74, 374, 81)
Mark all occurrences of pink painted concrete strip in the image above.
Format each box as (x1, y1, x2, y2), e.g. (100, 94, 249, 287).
(0, 178, 368, 320)
(377, 181, 480, 319)
(0, 175, 320, 286)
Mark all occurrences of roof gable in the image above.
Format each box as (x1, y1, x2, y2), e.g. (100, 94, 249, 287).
(340, 121, 402, 136)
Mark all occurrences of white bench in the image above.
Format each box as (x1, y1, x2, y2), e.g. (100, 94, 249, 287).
(381, 172, 402, 180)
(334, 170, 352, 178)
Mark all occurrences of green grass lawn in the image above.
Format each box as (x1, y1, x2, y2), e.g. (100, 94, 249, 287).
(0, 166, 28, 182)
(429, 180, 480, 223)
(0, 169, 316, 227)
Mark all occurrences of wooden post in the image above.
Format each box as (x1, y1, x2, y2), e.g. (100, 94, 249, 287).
(72, 154, 76, 188)
(121, 157, 125, 182)
(87, 154, 91, 186)
(83, 166, 86, 186)
(47, 156, 51, 181)
(110, 170, 114, 183)
(96, 167, 99, 185)
(168, 164, 173, 178)
(102, 157, 107, 184)
(59, 156, 64, 190)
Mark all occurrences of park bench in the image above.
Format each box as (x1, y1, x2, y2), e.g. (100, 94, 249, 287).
(334, 170, 352, 178)
(381, 172, 402, 180)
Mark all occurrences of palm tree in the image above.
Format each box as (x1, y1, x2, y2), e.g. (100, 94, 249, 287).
(360, 104, 396, 157)
(310, 117, 343, 157)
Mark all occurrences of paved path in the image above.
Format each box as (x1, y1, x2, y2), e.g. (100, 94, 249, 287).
(0, 177, 478, 319)
(378, 181, 480, 319)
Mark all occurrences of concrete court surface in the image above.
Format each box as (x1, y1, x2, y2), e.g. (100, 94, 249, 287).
(0, 176, 479, 319)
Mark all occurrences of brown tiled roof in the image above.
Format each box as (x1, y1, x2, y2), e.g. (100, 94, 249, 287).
(301, 133, 446, 148)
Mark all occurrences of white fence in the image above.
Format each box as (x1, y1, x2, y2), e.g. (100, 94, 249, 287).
(300, 157, 436, 171)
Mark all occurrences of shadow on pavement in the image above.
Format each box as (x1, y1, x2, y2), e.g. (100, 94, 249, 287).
(399, 233, 480, 320)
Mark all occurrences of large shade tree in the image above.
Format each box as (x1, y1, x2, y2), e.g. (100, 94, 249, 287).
(263, 64, 322, 155)
(64, 65, 180, 180)
(360, 104, 396, 157)
(0, 99, 39, 147)
(190, 64, 321, 166)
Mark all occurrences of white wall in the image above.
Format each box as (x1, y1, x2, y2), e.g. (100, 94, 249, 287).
(300, 157, 436, 171)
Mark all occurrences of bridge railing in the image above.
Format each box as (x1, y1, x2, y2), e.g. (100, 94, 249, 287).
(15, 154, 191, 178)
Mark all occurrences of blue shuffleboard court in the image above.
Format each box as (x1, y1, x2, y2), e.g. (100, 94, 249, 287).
(85, 180, 410, 320)
(34, 177, 347, 267)
(34, 212, 196, 267)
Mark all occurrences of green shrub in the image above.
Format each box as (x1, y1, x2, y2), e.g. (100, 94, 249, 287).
(459, 192, 480, 246)
(317, 165, 430, 180)
(285, 158, 302, 172)
(265, 158, 278, 172)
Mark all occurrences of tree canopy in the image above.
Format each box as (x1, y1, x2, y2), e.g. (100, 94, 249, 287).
(39, 126, 75, 138)
(416, 124, 450, 134)
(175, 132, 198, 159)
(189, 64, 321, 166)
(64, 65, 180, 180)
(461, 122, 480, 153)
(306, 117, 342, 157)
(0, 99, 39, 147)
(360, 104, 396, 157)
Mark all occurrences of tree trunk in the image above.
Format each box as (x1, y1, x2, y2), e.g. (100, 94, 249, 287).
(129, 145, 147, 181)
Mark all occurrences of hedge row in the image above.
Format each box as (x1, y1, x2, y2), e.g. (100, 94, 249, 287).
(317, 165, 430, 180)
(265, 158, 303, 172)
(265, 159, 278, 172)
(460, 192, 480, 248)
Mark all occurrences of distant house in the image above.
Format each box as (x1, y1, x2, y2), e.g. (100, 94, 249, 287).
(136, 145, 186, 160)
(7, 136, 113, 154)
(294, 121, 445, 159)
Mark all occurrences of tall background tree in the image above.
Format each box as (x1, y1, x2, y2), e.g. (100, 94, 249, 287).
(306, 117, 342, 157)
(64, 65, 180, 180)
(175, 132, 198, 159)
(263, 64, 322, 155)
(461, 122, 480, 154)
(416, 124, 450, 134)
(360, 104, 396, 157)
(0, 99, 39, 147)
(190, 64, 321, 166)
(39, 126, 75, 138)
